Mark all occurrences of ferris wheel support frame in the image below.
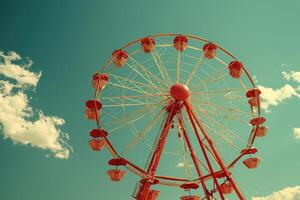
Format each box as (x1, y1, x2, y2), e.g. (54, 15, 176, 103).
(135, 100, 246, 200)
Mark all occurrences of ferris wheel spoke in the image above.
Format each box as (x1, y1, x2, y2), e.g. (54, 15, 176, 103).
(176, 47, 182, 84)
(191, 88, 245, 96)
(178, 111, 211, 175)
(202, 121, 240, 149)
(127, 55, 170, 89)
(126, 60, 165, 94)
(205, 113, 247, 144)
(195, 67, 227, 86)
(214, 56, 228, 66)
(178, 117, 203, 180)
(151, 47, 173, 85)
(121, 108, 166, 155)
(102, 94, 167, 104)
(190, 98, 251, 116)
(103, 103, 160, 108)
(239, 78, 250, 92)
(194, 105, 250, 125)
(105, 103, 163, 132)
(186, 45, 202, 52)
(107, 81, 149, 95)
(176, 110, 210, 195)
(109, 73, 167, 93)
(185, 52, 205, 86)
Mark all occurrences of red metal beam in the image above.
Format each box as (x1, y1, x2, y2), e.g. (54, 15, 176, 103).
(176, 110, 210, 199)
(183, 107, 225, 200)
(184, 101, 246, 200)
(136, 103, 177, 200)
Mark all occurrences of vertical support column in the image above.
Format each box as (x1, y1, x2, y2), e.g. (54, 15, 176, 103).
(182, 108, 225, 200)
(136, 103, 177, 200)
(176, 111, 210, 199)
(184, 101, 246, 200)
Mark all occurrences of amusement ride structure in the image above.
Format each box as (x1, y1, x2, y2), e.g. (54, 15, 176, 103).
(85, 34, 268, 200)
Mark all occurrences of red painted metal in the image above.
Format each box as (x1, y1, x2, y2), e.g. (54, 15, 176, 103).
(108, 158, 128, 166)
(112, 49, 128, 67)
(173, 35, 188, 51)
(136, 103, 177, 200)
(107, 169, 127, 181)
(88, 34, 265, 199)
(89, 129, 108, 138)
(180, 196, 200, 200)
(219, 182, 233, 194)
(89, 139, 105, 151)
(243, 157, 261, 169)
(182, 106, 225, 200)
(250, 117, 266, 126)
(170, 84, 190, 100)
(85, 100, 102, 120)
(92, 73, 108, 91)
(184, 101, 246, 200)
(180, 183, 199, 190)
(147, 190, 160, 200)
(141, 37, 155, 53)
(254, 126, 268, 137)
(246, 88, 261, 98)
(176, 111, 211, 199)
(228, 61, 243, 78)
(203, 43, 217, 59)
(248, 97, 260, 107)
(240, 147, 258, 155)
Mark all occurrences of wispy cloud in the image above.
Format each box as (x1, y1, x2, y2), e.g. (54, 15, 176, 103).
(282, 71, 300, 83)
(258, 84, 300, 112)
(293, 128, 300, 140)
(176, 162, 193, 168)
(0, 51, 71, 159)
(252, 186, 300, 200)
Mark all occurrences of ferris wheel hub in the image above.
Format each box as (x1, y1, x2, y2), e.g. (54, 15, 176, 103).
(170, 83, 190, 100)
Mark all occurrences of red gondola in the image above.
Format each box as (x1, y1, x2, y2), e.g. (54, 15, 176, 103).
(253, 126, 268, 137)
(243, 157, 261, 169)
(246, 88, 261, 98)
(228, 61, 243, 78)
(248, 97, 260, 107)
(89, 129, 108, 138)
(141, 37, 155, 53)
(202, 43, 217, 59)
(92, 73, 108, 91)
(89, 139, 105, 151)
(250, 117, 266, 126)
(173, 35, 188, 51)
(85, 100, 102, 120)
(107, 158, 127, 182)
(220, 182, 233, 194)
(147, 190, 160, 200)
(112, 49, 128, 67)
(107, 169, 127, 181)
(180, 196, 200, 200)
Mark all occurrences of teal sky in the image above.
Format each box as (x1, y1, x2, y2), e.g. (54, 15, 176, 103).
(0, 0, 300, 200)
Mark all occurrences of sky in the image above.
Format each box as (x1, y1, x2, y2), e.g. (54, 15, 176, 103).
(0, 0, 300, 199)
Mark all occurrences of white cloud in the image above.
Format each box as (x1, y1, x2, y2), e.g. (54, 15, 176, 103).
(293, 128, 300, 140)
(176, 162, 185, 168)
(282, 71, 300, 83)
(0, 51, 71, 159)
(0, 51, 41, 86)
(258, 84, 300, 112)
(252, 186, 300, 200)
(176, 162, 193, 168)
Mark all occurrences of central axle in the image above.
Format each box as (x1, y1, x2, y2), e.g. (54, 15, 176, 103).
(170, 83, 190, 100)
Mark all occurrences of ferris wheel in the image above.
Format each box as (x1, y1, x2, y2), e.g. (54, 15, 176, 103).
(85, 33, 267, 200)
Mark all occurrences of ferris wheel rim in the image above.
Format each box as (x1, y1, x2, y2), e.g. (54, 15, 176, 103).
(88, 33, 265, 196)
